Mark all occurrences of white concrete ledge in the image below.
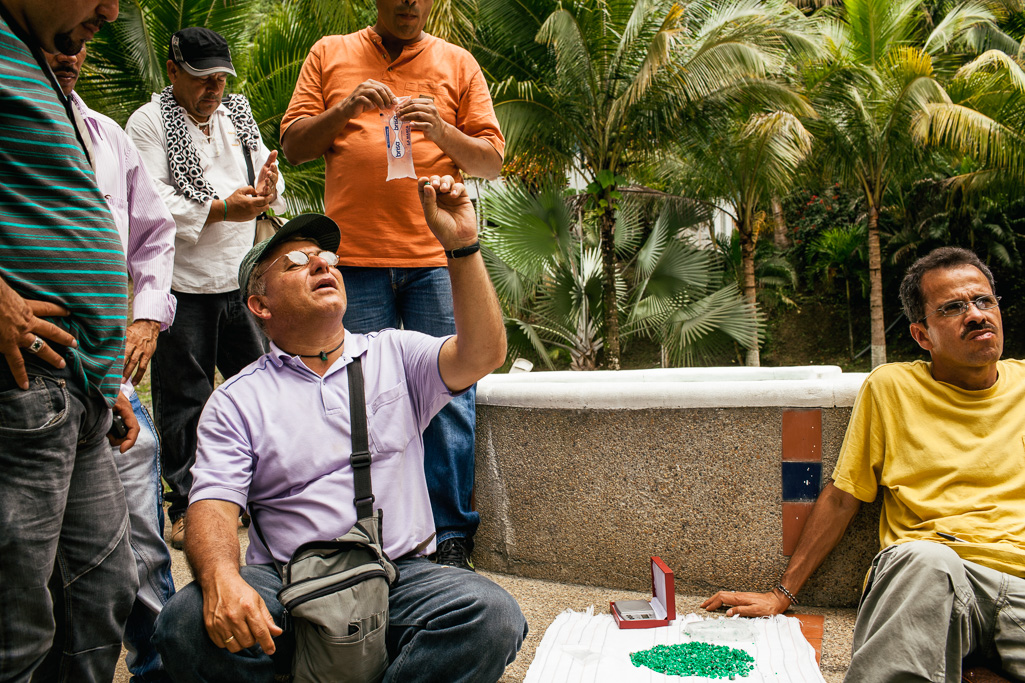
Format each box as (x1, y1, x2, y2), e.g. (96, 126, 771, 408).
(477, 367, 868, 409)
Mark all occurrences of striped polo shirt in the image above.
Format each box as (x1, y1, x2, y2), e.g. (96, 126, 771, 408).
(0, 15, 127, 406)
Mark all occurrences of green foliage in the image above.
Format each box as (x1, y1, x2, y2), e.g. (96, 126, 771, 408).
(784, 184, 867, 270)
(75, 0, 1025, 368)
(889, 179, 1024, 268)
(482, 180, 759, 369)
(79, 0, 259, 126)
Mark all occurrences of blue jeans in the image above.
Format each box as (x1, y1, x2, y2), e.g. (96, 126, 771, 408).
(152, 290, 266, 522)
(338, 266, 479, 542)
(114, 392, 175, 682)
(153, 558, 526, 682)
(0, 358, 137, 682)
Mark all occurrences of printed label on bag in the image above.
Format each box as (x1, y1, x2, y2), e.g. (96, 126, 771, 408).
(383, 96, 416, 181)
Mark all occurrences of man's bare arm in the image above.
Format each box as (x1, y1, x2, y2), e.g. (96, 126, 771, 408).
(418, 176, 506, 391)
(281, 80, 396, 165)
(701, 482, 862, 616)
(185, 500, 282, 655)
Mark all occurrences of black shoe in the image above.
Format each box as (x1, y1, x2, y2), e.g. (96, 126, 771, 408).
(433, 537, 475, 571)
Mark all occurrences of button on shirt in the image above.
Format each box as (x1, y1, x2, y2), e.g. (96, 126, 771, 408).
(71, 93, 177, 328)
(189, 329, 455, 565)
(126, 95, 286, 294)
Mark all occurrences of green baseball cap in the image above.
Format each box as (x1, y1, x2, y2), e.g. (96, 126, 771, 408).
(239, 214, 341, 299)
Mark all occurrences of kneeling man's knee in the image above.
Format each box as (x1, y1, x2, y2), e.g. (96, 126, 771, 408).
(477, 580, 528, 653)
(153, 581, 208, 666)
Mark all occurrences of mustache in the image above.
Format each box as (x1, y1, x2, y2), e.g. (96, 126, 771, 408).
(52, 66, 78, 76)
(85, 15, 108, 31)
(962, 320, 997, 339)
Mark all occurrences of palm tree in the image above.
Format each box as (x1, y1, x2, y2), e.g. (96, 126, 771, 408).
(664, 107, 814, 365)
(802, 0, 999, 367)
(809, 223, 868, 359)
(482, 180, 759, 369)
(476, 0, 819, 369)
(913, 47, 1025, 190)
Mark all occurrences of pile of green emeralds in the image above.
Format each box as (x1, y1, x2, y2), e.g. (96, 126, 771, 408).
(630, 642, 755, 679)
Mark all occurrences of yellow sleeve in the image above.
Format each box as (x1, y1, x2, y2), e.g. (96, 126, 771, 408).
(831, 371, 887, 503)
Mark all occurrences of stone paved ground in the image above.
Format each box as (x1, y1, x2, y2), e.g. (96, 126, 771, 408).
(114, 514, 855, 682)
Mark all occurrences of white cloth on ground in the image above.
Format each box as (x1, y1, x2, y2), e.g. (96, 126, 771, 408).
(525, 609, 825, 683)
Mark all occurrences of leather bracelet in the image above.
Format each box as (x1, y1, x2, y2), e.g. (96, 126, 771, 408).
(776, 582, 799, 605)
(444, 241, 480, 259)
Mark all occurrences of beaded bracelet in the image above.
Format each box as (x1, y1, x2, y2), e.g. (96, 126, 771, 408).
(776, 582, 799, 605)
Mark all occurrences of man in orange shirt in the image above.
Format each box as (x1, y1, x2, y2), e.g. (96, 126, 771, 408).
(280, 0, 504, 570)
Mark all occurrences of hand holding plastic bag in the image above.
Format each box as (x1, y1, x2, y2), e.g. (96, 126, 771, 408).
(383, 96, 416, 181)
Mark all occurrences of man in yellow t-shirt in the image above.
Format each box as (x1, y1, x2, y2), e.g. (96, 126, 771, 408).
(702, 247, 1025, 681)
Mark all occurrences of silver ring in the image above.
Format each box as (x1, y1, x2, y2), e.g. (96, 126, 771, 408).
(26, 336, 44, 354)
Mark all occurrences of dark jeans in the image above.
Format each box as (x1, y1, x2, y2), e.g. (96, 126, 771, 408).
(0, 358, 137, 682)
(153, 558, 527, 682)
(152, 290, 266, 522)
(338, 266, 479, 542)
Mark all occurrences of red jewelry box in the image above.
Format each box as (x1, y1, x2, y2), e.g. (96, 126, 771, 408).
(610, 556, 676, 629)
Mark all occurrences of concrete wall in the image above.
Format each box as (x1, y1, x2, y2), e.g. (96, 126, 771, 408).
(472, 368, 880, 608)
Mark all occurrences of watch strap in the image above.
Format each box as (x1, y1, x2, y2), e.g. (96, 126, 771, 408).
(444, 241, 481, 259)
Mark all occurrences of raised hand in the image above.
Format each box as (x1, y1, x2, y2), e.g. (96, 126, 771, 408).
(417, 175, 477, 251)
(255, 150, 279, 198)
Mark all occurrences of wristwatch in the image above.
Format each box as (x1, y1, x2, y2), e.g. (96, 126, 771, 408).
(445, 241, 481, 259)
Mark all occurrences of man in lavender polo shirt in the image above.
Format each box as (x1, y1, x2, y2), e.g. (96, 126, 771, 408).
(46, 46, 178, 683)
(152, 175, 526, 681)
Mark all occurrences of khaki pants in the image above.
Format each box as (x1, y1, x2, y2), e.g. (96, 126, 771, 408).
(847, 541, 1025, 682)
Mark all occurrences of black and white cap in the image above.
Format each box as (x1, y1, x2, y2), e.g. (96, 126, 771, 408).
(169, 27, 236, 78)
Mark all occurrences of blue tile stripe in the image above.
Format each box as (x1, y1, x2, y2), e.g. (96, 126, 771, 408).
(782, 461, 822, 501)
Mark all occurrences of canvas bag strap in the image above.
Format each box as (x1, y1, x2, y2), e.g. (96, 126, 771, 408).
(250, 356, 374, 576)
(225, 96, 258, 187)
(238, 135, 274, 223)
(249, 506, 284, 577)
(233, 105, 272, 222)
(347, 357, 375, 520)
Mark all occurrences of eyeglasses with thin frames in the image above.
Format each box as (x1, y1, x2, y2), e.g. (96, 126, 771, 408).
(258, 250, 339, 280)
(918, 295, 1001, 323)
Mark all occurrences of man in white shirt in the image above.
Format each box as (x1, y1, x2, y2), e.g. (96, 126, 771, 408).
(126, 27, 286, 550)
(48, 44, 178, 683)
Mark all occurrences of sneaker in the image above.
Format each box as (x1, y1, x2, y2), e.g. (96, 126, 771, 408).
(170, 517, 185, 550)
(433, 537, 474, 571)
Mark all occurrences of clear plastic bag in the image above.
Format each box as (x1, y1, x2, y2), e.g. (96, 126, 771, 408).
(383, 96, 416, 181)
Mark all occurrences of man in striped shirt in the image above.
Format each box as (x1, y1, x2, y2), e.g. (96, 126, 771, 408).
(0, 0, 141, 681)
(48, 45, 178, 683)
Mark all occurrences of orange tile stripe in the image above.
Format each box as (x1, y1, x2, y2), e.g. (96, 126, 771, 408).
(793, 613, 824, 665)
(782, 410, 822, 462)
